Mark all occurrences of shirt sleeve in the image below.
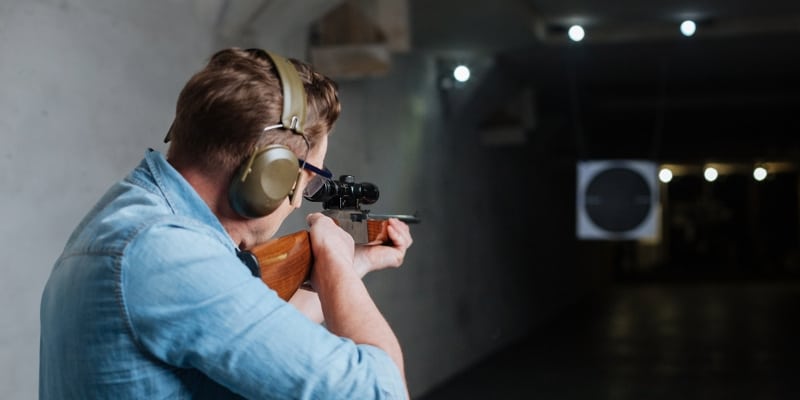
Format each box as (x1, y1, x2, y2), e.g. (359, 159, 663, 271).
(121, 220, 406, 400)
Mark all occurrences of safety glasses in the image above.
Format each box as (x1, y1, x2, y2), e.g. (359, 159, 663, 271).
(299, 160, 332, 199)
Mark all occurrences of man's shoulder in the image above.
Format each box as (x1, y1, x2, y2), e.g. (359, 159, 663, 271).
(62, 177, 175, 255)
(125, 213, 233, 257)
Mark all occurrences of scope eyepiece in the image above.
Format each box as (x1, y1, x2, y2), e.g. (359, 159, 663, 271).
(304, 175, 379, 209)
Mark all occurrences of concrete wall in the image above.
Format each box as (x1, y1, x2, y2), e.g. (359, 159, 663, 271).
(0, 1, 585, 398)
(0, 2, 220, 398)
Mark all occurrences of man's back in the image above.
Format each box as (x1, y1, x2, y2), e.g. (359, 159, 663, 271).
(39, 153, 242, 398)
(40, 150, 407, 399)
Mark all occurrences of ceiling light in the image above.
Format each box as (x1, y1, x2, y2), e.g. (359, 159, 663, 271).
(680, 20, 696, 37)
(753, 166, 768, 181)
(453, 65, 470, 83)
(658, 168, 673, 183)
(568, 25, 585, 42)
(704, 167, 718, 182)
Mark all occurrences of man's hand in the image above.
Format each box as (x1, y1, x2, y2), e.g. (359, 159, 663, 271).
(291, 216, 413, 325)
(306, 213, 356, 290)
(354, 218, 413, 278)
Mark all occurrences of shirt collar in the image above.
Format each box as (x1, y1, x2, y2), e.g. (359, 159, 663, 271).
(143, 148, 236, 249)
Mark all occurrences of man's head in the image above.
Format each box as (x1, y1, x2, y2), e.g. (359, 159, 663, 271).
(166, 48, 340, 177)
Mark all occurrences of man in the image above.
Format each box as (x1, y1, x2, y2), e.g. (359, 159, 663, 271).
(40, 48, 412, 399)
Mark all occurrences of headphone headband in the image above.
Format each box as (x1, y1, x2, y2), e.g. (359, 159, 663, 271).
(228, 49, 311, 218)
(264, 51, 307, 134)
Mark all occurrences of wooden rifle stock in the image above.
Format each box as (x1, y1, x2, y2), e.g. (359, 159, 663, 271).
(248, 219, 393, 301)
(249, 230, 313, 301)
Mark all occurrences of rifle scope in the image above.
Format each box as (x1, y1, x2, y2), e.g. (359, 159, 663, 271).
(304, 175, 379, 210)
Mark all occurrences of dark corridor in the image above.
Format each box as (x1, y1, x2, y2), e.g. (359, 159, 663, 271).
(418, 159, 800, 399)
(419, 282, 800, 399)
(661, 170, 799, 278)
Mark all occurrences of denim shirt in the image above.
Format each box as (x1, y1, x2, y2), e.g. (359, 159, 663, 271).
(40, 149, 406, 399)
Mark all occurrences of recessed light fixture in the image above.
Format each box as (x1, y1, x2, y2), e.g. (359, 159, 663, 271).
(453, 65, 471, 83)
(658, 168, 673, 183)
(680, 20, 696, 37)
(753, 166, 768, 181)
(704, 167, 718, 182)
(568, 25, 585, 42)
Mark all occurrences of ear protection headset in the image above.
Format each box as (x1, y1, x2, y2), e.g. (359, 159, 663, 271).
(228, 50, 310, 218)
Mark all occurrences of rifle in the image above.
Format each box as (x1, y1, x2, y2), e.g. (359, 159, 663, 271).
(239, 175, 419, 300)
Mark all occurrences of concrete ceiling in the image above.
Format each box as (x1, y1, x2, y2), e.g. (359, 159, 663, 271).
(411, 0, 800, 51)
(210, 0, 800, 160)
(410, 0, 800, 161)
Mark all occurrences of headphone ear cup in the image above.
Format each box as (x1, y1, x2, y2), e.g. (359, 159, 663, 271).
(229, 145, 299, 218)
